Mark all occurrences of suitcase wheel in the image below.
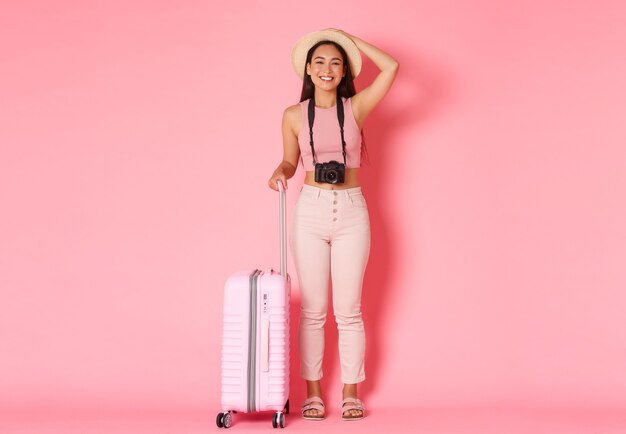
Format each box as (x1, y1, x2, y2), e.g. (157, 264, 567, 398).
(272, 411, 285, 429)
(217, 412, 232, 429)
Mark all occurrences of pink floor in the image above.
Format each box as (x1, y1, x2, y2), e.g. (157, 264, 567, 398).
(2, 407, 625, 434)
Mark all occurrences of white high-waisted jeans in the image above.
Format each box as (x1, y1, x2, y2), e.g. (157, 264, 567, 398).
(290, 184, 370, 384)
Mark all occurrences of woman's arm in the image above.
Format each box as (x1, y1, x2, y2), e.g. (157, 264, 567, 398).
(328, 29, 399, 127)
(268, 104, 301, 191)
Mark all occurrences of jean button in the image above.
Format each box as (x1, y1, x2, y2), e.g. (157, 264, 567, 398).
(333, 209, 338, 213)
(333, 191, 338, 196)
(333, 217, 337, 222)
(333, 200, 337, 205)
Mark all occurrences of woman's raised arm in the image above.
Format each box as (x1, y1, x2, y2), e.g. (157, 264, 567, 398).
(326, 29, 399, 127)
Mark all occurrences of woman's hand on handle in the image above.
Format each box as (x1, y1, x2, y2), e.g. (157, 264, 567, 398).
(269, 159, 297, 191)
(268, 171, 288, 191)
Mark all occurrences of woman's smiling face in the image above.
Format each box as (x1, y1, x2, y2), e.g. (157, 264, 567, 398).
(306, 44, 346, 91)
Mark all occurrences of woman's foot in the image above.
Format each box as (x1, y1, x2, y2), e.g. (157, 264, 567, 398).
(302, 380, 324, 420)
(301, 396, 325, 420)
(341, 398, 365, 420)
(342, 383, 364, 420)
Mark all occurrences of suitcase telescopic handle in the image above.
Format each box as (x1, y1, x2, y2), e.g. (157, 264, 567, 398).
(277, 180, 287, 277)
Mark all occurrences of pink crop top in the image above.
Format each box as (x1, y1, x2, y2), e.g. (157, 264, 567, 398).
(298, 97, 362, 169)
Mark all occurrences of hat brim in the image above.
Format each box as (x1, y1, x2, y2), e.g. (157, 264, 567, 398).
(291, 30, 362, 80)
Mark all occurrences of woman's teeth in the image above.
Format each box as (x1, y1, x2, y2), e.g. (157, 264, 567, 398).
(321, 77, 333, 81)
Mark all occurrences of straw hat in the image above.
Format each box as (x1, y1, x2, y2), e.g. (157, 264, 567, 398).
(291, 29, 362, 80)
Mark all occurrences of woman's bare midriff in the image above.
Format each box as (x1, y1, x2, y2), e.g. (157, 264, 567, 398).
(304, 168, 361, 190)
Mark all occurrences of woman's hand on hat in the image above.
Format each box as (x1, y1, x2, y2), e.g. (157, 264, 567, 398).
(323, 28, 350, 37)
(324, 28, 358, 46)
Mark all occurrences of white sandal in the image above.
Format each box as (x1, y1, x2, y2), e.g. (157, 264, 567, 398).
(341, 397, 365, 421)
(302, 396, 325, 421)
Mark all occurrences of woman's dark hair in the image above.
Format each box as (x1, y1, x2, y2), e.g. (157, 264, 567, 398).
(298, 40, 368, 164)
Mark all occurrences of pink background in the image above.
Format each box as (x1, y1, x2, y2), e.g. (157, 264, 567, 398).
(2, 0, 626, 432)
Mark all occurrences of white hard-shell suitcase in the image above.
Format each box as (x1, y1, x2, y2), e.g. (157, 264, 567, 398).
(216, 181, 290, 429)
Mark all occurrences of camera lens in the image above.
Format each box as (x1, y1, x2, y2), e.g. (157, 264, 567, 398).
(326, 170, 338, 183)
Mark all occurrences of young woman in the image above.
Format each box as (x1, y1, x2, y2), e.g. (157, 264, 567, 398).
(268, 28, 398, 421)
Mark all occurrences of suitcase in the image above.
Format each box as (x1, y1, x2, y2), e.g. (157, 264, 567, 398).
(216, 181, 290, 429)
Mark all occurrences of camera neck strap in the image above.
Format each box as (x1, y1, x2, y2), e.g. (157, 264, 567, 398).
(307, 95, 347, 168)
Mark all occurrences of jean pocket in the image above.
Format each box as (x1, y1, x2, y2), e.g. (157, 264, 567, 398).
(350, 193, 368, 208)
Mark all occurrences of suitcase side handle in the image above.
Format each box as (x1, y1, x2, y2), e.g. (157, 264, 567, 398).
(261, 319, 269, 372)
(277, 180, 287, 277)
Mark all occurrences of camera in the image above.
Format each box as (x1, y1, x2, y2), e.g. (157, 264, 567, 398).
(315, 160, 345, 184)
